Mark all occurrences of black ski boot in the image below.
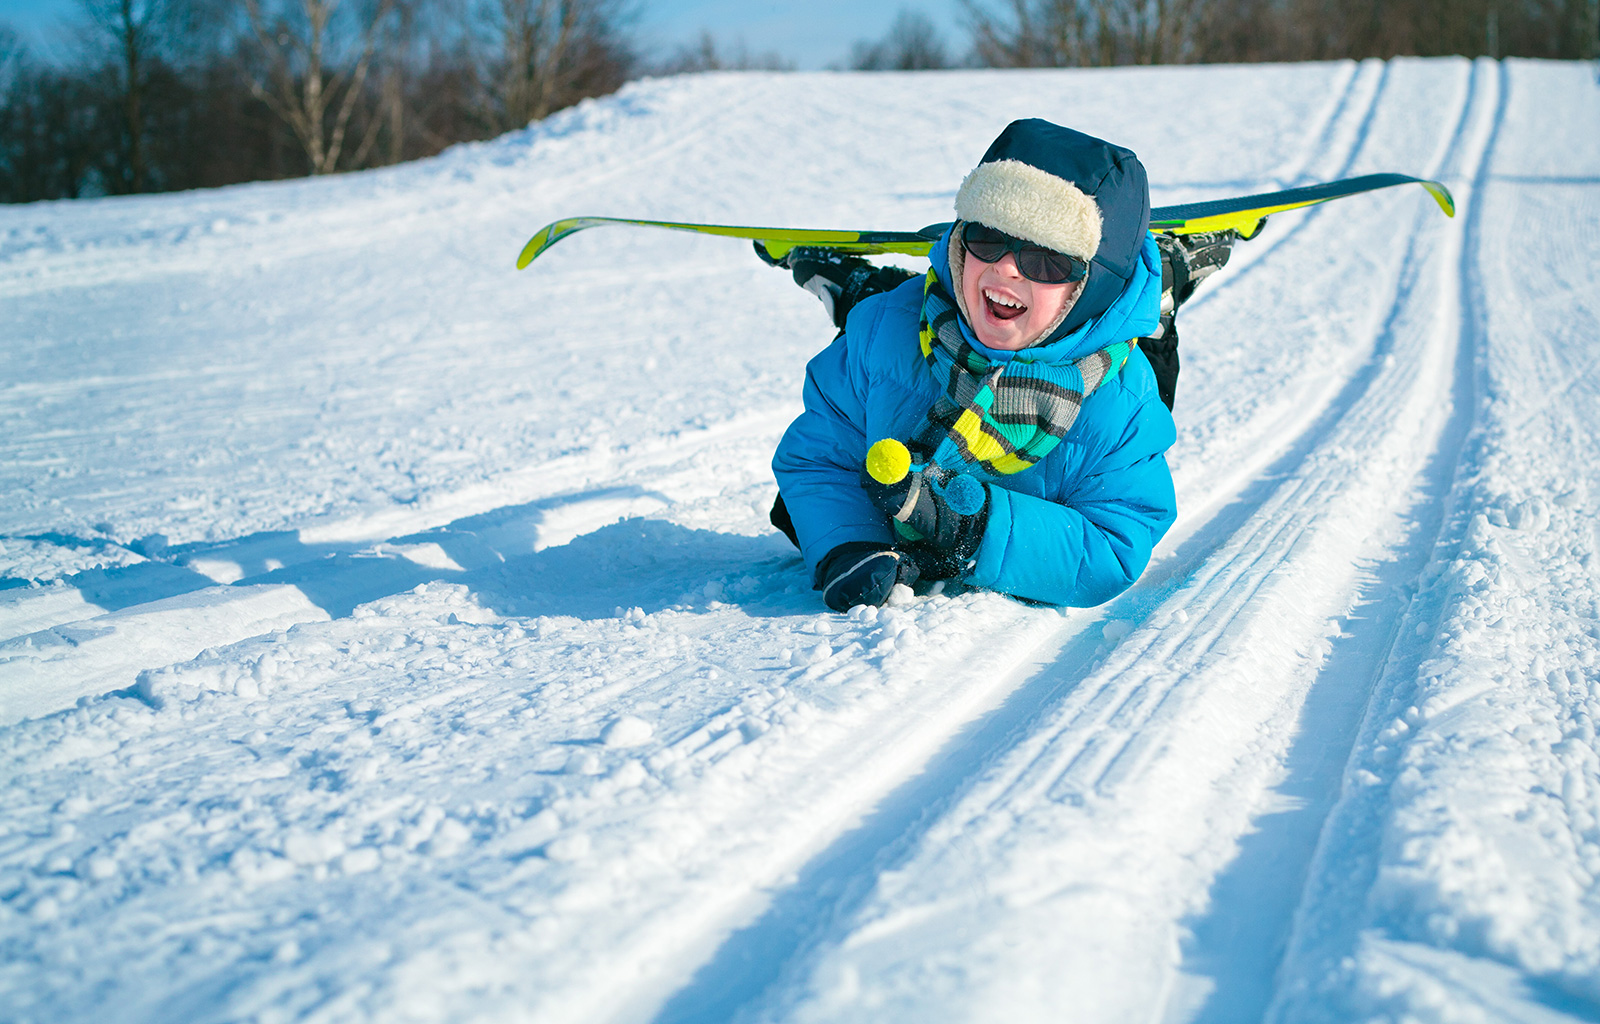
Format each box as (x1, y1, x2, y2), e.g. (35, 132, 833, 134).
(1162, 229, 1237, 311)
(755, 242, 917, 330)
(1142, 229, 1237, 411)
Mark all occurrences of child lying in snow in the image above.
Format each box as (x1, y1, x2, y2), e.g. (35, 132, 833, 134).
(767, 118, 1233, 612)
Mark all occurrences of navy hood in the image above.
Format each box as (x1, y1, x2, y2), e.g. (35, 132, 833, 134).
(966, 119, 1152, 340)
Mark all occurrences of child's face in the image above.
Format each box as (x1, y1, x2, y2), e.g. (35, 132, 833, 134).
(962, 249, 1082, 351)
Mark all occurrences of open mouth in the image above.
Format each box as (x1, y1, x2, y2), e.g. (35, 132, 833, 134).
(984, 288, 1027, 322)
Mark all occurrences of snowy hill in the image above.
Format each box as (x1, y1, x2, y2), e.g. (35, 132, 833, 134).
(3, 57, 1599, 1023)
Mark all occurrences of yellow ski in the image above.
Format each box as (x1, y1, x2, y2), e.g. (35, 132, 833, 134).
(516, 217, 943, 269)
(516, 173, 1454, 269)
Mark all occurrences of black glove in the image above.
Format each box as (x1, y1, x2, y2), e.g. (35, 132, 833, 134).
(754, 242, 917, 330)
(817, 541, 921, 611)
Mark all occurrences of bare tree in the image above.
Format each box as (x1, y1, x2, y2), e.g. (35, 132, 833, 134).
(1127, 0, 1207, 62)
(1275, 0, 1600, 59)
(5, 0, 652, 201)
(651, 30, 793, 75)
(244, 0, 396, 174)
(0, 25, 23, 98)
(488, 0, 571, 126)
(20, 0, 1596, 206)
(966, 0, 1108, 66)
(0, 33, 104, 201)
(966, 0, 1229, 66)
(376, 0, 415, 164)
(466, 0, 636, 133)
(1185, 0, 1298, 62)
(73, 0, 192, 192)
(850, 9, 954, 70)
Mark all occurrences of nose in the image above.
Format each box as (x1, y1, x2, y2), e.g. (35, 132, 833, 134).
(991, 252, 1023, 278)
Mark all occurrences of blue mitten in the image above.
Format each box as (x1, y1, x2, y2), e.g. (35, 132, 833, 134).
(860, 439, 989, 578)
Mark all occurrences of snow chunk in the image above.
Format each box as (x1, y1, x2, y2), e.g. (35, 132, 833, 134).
(1505, 498, 1550, 532)
(611, 760, 648, 788)
(847, 604, 879, 625)
(500, 810, 562, 856)
(795, 643, 833, 667)
(338, 848, 381, 875)
(601, 715, 653, 748)
(545, 833, 591, 862)
(284, 829, 346, 866)
(79, 856, 118, 881)
(424, 819, 471, 858)
(0, 536, 146, 581)
(229, 849, 294, 885)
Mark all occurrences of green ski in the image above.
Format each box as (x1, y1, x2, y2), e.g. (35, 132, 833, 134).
(516, 173, 1454, 270)
(1146, 172, 1455, 237)
(516, 218, 942, 268)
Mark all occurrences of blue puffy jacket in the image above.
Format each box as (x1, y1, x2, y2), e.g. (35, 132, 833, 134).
(771, 228, 1177, 607)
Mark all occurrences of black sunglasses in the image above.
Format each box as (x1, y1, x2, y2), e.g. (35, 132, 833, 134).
(961, 222, 1088, 285)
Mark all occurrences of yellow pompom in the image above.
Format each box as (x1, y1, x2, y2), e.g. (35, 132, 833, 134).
(866, 438, 912, 485)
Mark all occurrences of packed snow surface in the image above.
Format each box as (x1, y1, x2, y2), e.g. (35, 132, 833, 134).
(3, 58, 1599, 1023)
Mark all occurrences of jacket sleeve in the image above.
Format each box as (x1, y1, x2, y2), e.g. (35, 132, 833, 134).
(772, 326, 895, 584)
(964, 390, 1177, 607)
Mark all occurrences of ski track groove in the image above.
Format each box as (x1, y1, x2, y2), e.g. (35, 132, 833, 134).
(1178, 58, 1393, 326)
(642, 462, 1353, 1021)
(1005, 56, 1482, 815)
(961, 66, 1477, 1023)
(1180, 56, 1506, 1023)
(1268, 60, 1366, 187)
(1259, 57, 1513, 1023)
(1165, 58, 1474, 543)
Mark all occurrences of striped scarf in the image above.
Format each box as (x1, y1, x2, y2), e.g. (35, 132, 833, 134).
(917, 270, 1135, 476)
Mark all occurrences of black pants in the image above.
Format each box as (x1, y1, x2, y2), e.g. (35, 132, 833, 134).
(1141, 324, 1180, 412)
(771, 492, 800, 548)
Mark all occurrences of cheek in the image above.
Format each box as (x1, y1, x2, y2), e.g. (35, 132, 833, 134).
(961, 253, 985, 304)
(1027, 283, 1073, 327)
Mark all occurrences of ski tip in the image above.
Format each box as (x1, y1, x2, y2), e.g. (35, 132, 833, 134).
(518, 217, 592, 269)
(516, 228, 552, 269)
(1421, 179, 1457, 218)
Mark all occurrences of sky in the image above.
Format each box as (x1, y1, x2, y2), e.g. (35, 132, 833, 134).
(0, 0, 972, 70)
(637, 1, 969, 68)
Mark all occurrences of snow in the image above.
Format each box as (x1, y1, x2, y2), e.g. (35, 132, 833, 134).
(2, 58, 1598, 1023)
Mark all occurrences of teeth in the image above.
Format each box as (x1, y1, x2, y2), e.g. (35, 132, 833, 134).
(984, 288, 1024, 309)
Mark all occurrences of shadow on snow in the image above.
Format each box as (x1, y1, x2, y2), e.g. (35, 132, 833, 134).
(4, 485, 811, 627)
